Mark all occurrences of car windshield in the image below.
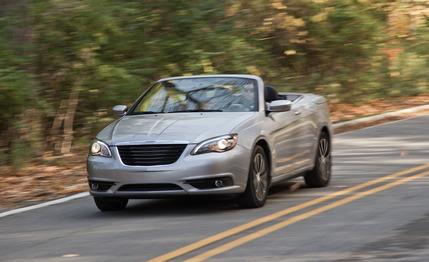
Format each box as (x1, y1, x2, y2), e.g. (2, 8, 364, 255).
(129, 77, 258, 114)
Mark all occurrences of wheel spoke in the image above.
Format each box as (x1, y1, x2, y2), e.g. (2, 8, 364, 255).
(318, 140, 324, 156)
(259, 156, 265, 174)
(256, 154, 260, 173)
(325, 139, 329, 155)
(253, 155, 259, 174)
(254, 155, 260, 173)
(319, 138, 329, 157)
(323, 139, 327, 155)
(253, 175, 259, 191)
(323, 139, 326, 155)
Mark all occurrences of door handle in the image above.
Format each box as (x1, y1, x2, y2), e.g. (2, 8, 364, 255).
(294, 110, 301, 115)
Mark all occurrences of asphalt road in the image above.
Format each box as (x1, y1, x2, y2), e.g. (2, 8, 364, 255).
(1, 115, 429, 262)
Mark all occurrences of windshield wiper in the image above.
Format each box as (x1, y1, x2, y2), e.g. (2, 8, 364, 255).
(168, 109, 223, 113)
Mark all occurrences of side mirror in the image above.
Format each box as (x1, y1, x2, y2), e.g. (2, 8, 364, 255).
(113, 105, 127, 117)
(267, 100, 292, 113)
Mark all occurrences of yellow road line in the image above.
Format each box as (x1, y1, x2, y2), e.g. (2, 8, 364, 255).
(147, 163, 429, 262)
(186, 170, 429, 262)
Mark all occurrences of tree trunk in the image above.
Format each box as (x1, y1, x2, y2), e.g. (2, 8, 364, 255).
(49, 99, 66, 154)
(60, 85, 80, 154)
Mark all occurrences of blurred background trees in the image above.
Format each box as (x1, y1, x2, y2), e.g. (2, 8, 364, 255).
(0, 0, 428, 166)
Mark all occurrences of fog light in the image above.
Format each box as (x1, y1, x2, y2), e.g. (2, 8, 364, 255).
(214, 179, 224, 188)
(186, 177, 233, 189)
(90, 183, 99, 191)
(88, 180, 114, 192)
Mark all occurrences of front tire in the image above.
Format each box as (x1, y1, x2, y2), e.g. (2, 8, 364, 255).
(94, 197, 128, 212)
(304, 131, 332, 187)
(237, 145, 269, 208)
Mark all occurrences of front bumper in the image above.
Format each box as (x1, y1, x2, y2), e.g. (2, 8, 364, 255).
(87, 144, 251, 198)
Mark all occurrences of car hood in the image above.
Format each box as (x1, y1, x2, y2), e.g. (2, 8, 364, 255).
(97, 112, 256, 145)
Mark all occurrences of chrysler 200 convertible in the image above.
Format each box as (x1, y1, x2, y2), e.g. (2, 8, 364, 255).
(87, 75, 332, 211)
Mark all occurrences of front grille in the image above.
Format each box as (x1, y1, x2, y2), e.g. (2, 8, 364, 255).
(118, 184, 183, 192)
(117, 144, 187, 166)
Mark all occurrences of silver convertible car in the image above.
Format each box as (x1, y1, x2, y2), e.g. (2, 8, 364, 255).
(87, 75, 332, 211)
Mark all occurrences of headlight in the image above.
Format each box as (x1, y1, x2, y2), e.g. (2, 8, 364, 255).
(89, 140, 112, 157)
(191, 134, 238, 155)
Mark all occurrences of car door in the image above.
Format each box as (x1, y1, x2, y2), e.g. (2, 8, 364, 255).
(267, 104, 303, 180)
(291, 97, 317, 170)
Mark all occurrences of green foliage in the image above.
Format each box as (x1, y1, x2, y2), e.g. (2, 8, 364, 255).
(0, 0, 428, 165)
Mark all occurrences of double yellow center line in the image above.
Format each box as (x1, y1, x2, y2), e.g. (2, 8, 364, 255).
(148, 163, 429, 262)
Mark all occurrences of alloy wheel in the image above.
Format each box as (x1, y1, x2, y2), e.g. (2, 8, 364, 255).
(253, 152, 268, 202)
(318, 137, 331, 180)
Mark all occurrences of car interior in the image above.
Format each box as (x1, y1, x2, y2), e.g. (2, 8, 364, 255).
(264, 86, 301, 103)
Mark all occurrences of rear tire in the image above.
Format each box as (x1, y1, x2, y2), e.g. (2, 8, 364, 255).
(94, 197, 128, 212)
(304, 131, 331, 188)
(237, 145, 269, 208)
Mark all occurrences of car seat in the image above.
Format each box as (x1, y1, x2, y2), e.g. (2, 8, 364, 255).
(265, 86, 280, 102)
